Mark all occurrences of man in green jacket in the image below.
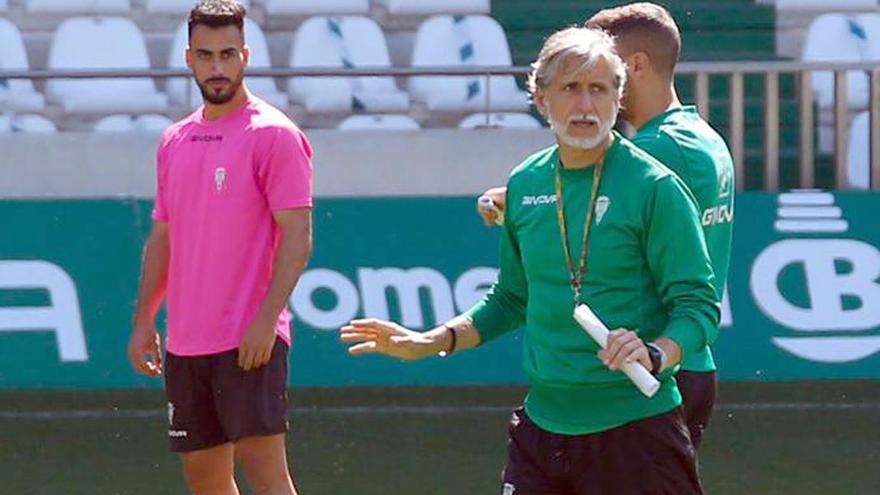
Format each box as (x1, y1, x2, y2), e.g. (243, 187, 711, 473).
(341, 26, 718, 494)
(478, 2, 734, 451)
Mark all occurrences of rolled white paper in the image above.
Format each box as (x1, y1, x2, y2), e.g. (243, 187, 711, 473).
(573, 303, 660, 397)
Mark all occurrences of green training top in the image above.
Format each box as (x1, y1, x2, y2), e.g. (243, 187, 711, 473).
(633, 106, 735, 372)
(467, 133, 720, 435)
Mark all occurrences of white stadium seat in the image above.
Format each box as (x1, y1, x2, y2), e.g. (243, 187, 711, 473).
(409, 15, 529, 113)
(803, 13, 880, 110)
(46, 17, 167, 114)
(146, 0, 250, 14)
(337, 114, 420, 130)
(289, 16, 409, 114)
(94, 114, 173, 133)
(847, 111, 871, 190)
(375, 0, 489, 15)
(0, 19, 46, 112)
(0, 114, 58, 134)
(263, 0, 368, 15)
(459, 112, 542, 129)
(776, 0, 878, 10)
(167, 19, 288, 110)
(0, 1, 8, 11)
(25, 0, 130, 14)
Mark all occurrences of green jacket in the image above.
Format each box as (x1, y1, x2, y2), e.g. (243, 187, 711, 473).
(468, 133, 720, 435)
(634, 106, 735, 371)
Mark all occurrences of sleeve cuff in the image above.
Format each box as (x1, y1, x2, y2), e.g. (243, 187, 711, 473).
(270, 200, 313, 212)
(466, 301, 512, 344)
(662, 317, 708, 359)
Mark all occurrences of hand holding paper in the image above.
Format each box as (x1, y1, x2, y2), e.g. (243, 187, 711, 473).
(573, 303, 660, 397)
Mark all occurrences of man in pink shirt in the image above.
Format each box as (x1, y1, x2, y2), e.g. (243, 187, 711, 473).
(127, 2, 312, 494)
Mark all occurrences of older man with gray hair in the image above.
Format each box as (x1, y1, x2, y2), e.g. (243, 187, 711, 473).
(339, 26, 717, 494)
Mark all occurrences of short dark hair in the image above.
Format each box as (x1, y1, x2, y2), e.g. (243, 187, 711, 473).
(187, 0, 247, 40)
(586, 2, 681, 79)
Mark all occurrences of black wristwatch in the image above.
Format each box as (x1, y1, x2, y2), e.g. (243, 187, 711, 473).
(646, 343, 666, 375)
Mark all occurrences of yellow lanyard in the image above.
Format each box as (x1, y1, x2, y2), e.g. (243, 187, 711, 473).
(554, 149, 607, 307)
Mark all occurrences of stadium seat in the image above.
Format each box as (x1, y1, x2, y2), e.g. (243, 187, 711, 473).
(0, 1, 7, 11)
(375, 0, 489, 15)
(93, 114, 173, 133)
(459, 112, 542, 129)
(146, 0, 250, 14)
(337, 114, 420, 130)
(776, 0, 878, 10)
(46, 17, 167, 114)
(263, 0, 369, 15)
(288, 16, 409, 114)
(25, 0, 130, 14)
(409, 15, 529, 113)
(847, 111, 871, 189)
(0, 19, 46, 112)
(803, 13, 880, 110)
(167, 19, 288, 110)
(0, 114, 58, 134)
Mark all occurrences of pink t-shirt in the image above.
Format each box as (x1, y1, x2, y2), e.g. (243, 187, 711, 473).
(152, 96, 313, 356)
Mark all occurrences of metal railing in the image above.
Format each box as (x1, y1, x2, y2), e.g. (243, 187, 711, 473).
(1, 61, 879, 191)
(678, 61, 880, 192)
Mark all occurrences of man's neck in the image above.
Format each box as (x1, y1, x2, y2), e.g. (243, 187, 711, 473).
(203, 86, 249, 121)
(558, 133, 614, 169)
(629, 81, 682, 130)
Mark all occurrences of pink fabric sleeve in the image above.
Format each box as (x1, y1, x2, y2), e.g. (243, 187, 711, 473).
(151, 142, 169, 222)
(257, 126, 314, 211)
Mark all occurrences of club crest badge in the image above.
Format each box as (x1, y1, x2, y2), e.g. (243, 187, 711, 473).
(596, 196, 611, 224)
(214, 167, 227, 191)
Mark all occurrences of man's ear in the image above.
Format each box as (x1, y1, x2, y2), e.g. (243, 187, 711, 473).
(242, 44, 251, 66)
(627, 52, 651, 79)
(533, 87, 548, 117)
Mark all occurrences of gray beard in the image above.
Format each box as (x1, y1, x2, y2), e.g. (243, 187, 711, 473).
(549, 114, 617, 150)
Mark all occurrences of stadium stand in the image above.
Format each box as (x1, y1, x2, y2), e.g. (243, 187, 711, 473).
(409, 15, 528, 114)
(288, 16, 409, 116)
(337, 114, 420, 130)
(0, 18, 46, 112)
(146, 0, 250, 15)
(0, 0, 868, 190)
(262, 0, 369, 16)
(167, 18, 288, 109)
(802, 13, 880, 110)
(374, 0, 490, 16)
(25, 0, 130, 14)
(93, 113, 173, 133)
(0, 113, 57, 133)
(847, 111, 871, 189)
(494, 0, 834, 189)
(46, 17, 167, 115)
(459, 112, 542, 129)
(775, 0, 878, 10)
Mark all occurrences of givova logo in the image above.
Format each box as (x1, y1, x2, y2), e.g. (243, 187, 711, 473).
(751, 191, 880, 363)
(521, 194, 556, 206)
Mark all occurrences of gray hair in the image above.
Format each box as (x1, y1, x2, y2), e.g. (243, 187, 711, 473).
(527, 27, 627, 99)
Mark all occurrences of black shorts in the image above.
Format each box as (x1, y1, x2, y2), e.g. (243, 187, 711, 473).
(676, 370, 718, 451)
(164, 337, 289, 453)
(502, 407, 702, 495)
